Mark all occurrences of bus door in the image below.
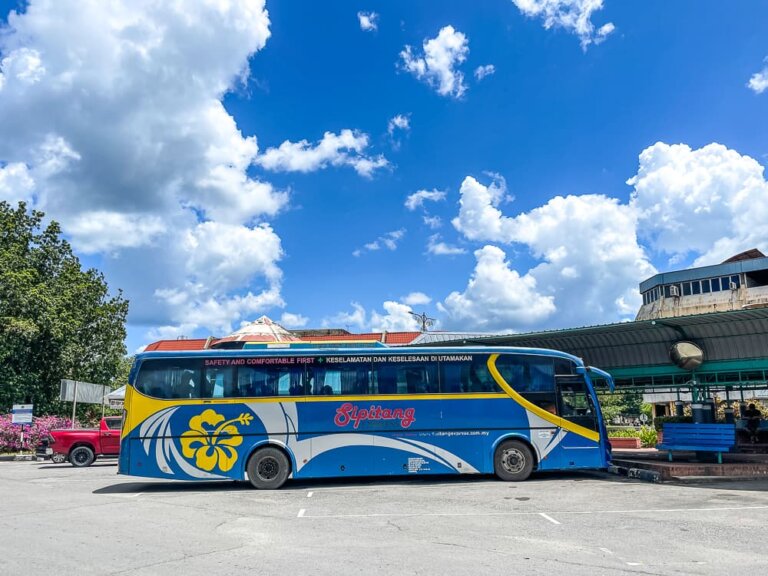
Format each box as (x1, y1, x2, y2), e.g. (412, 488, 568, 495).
(555, 375, 603, 468)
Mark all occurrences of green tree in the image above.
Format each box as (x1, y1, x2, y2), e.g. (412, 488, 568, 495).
(0, 201, 129, 414)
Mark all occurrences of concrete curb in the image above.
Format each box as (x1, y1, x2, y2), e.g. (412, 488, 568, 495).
(0, 454, 36, 462)
(670, 474, 768, 484)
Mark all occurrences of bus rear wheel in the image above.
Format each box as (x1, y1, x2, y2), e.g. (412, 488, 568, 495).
(246, 447, 290, 490)
(494, 440, 534, 482)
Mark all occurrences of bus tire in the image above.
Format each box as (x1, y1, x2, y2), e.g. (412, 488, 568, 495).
(70, 446, 95, 468)
(246, 447, 290, 489)
(494, 440, 534, 482)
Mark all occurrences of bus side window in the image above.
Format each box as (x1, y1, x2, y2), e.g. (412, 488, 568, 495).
(439, 362, 466, 393)
(374, 365, 398, 394)
(203, 367, 234, 399)
(135, 359, 202, 399)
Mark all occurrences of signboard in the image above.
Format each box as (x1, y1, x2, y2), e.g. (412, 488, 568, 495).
(60, 380, 110, 405)
(11, 404, 33, 425)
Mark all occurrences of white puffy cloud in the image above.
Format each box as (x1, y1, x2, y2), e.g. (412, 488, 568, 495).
(474, 64, 495, 81)
(405, 188, 446, 210)
(511, 0, 615, 49)
(427, 234, 466, 256)
(255, 129, 388, 178)
(423, 215, 442, 229)
(371, 301, 421, 332)
(628, 142, 768, 265)
(353, 229, 406, 257)
(401, 292, 432, 306)
(440, 246, 556, 330)
(0, 1, 291, 340)
(322, 303, 367, 330)
(450, 175, 655, 328)
(182, 221, 283, 292)
(65, 211, 167, 254)
(747, 59, 768, 94)
(388, 114, 411, 135)
(400, 25, 469, 98)
(154, 284, 284, 336)
(279, 312, 309, 328)
(452, 174, 512, 241)
(357, 11, 379, 32)
(0, 162, 35, 205)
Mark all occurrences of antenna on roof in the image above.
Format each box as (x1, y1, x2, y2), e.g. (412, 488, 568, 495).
(409, 311, 435, 332)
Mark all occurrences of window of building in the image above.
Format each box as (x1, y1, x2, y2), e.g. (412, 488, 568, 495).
(720, 277, 730, 291)
(711, 277, 721, 292)
(692, 281, 701, 295)
(683, 282, 692, 296)
(702, 279, 711, 293)
(731, 275, 740, 289)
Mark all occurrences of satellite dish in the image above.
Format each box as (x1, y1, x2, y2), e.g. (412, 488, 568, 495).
(669, 341, 703, 371)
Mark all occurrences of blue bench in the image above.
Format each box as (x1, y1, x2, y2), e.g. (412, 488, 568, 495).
(657, 423, 736, 464)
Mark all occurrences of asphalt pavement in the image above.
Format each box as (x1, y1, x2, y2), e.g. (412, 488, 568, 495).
(0, 461, 766, 575)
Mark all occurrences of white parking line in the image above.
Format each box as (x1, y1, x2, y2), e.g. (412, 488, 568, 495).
(297, 508, 306, 518)
(626, 562, 642, 566)
(307, 491, 313, 498)
(539, 512, 561, 525)
(599, 548, 613, 555)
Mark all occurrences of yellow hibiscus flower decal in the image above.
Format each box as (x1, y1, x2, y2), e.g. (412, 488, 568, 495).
(180, 409, 253, 473)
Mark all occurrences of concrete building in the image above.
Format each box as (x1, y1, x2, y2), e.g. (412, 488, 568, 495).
(636, 249, 768, 320)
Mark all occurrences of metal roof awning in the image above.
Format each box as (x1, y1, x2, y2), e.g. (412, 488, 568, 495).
(411, 308, 768, 372)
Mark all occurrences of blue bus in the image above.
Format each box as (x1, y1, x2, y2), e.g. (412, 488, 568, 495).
(119, 346, 614, 489)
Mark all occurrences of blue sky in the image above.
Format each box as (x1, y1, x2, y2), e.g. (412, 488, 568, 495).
(2, 1, 768, 353)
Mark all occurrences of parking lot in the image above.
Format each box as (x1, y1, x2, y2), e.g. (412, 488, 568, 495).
(1, 462, 766, 575)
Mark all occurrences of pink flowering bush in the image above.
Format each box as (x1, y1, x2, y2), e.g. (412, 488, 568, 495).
(0, 414, 73, 452)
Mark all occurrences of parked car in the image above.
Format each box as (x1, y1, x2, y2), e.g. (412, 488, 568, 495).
(37, 416, 122, 467)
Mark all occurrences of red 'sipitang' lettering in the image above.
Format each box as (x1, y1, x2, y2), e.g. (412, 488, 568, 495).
(334, 403, 416, 429)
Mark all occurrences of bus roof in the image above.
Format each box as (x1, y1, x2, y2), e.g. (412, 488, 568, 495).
(134, 345, 585, 365)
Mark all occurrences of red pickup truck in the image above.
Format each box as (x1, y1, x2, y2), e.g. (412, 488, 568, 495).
(40, 416, 123, 467)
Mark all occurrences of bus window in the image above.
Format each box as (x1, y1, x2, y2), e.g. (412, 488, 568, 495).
(557, 375, 598, 431)
(203, 366, 234, 398)
(308, 363, 371, 396)
(135, 359, 201, 399)
(496, 354, 556, 393)
(439, 356, 499, 393)
(237, 366, 305, 397)
(372, 361, 439, 394)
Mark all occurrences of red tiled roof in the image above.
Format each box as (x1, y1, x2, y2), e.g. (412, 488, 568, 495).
(144, 339, 211, 351)
(383, 332, 421, 344)
(304, 332, 421, 345)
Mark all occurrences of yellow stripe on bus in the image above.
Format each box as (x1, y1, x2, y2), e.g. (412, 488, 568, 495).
(486, 353, 600, 443)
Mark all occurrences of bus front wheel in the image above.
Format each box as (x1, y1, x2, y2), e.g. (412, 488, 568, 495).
(494, 440, 534, 482)
(246, 447, 290, 489)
